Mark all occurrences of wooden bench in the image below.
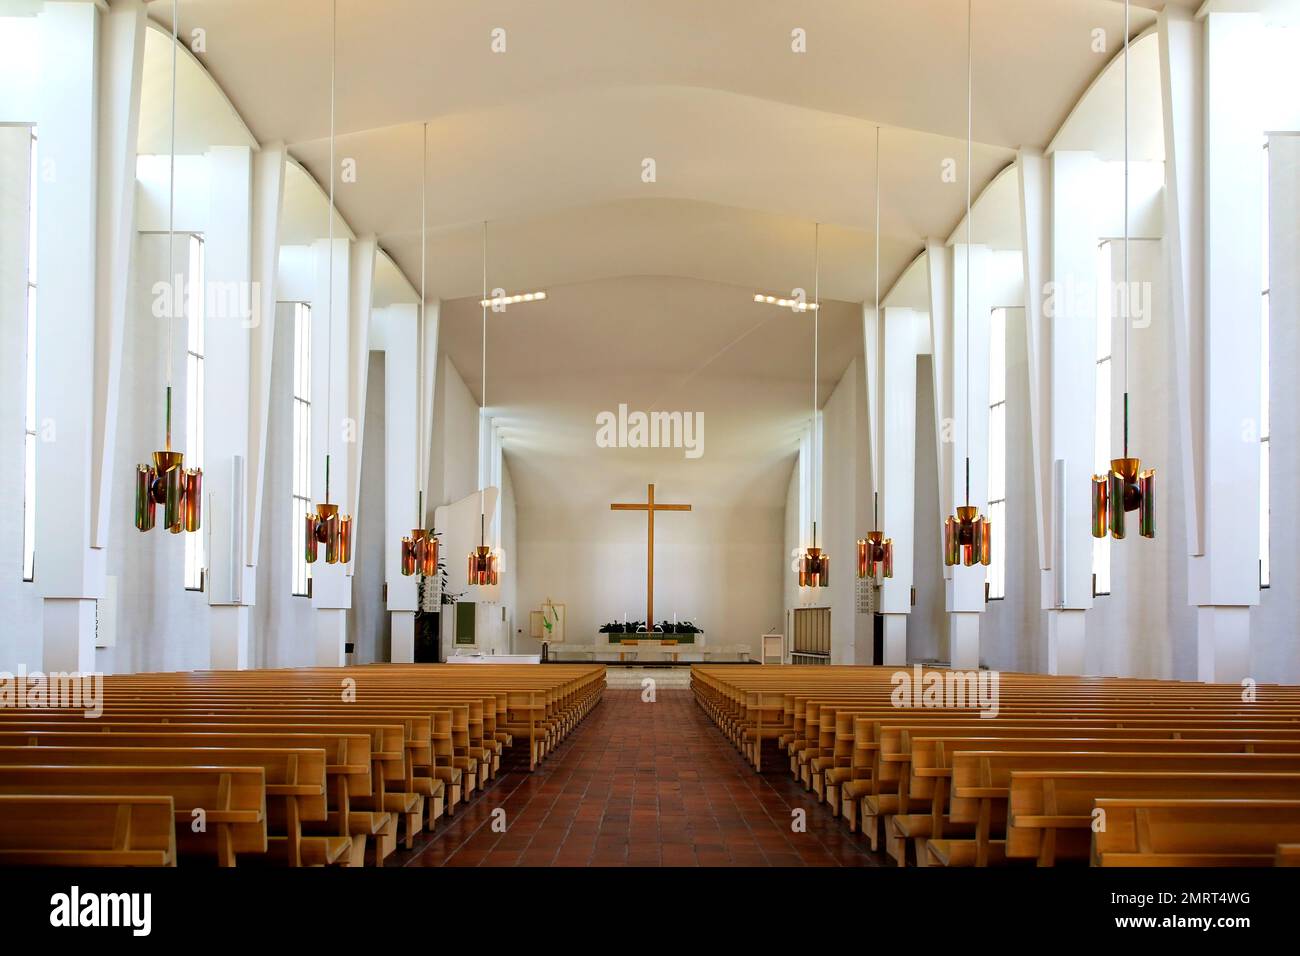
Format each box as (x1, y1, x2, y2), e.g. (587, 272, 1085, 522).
(1090, 798, 1300, 866)
(0, 745, 350, 866)
(0, 794, 176, 866)
(883, 737, 1300, 864)
(998, 770, 1300, 866)
(928, 753, 1300, 867)
(0, 764, 266, 866)
(691, 664, 1300, 870)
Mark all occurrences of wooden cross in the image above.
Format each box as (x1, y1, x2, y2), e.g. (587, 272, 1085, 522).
(610, 483, 692, 631)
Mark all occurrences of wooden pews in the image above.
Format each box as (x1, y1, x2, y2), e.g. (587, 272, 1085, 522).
(0, 663, 603, 867)
(692, 664, 1300, 868)
(0, 794, 176, 866)
(1090, 798, 1300, 866)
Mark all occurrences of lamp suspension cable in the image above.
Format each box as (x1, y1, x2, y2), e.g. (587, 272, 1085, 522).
(874, 124, 882, 499)
(166, 0, 178, 446)
(418, 121, 427, 527)
(325, 0, 336, 504)
(813, 221, 820, 548)
(480, 220, 488, 538)
(964, 0, 972, 508)
(1122, 0, 1131, 457)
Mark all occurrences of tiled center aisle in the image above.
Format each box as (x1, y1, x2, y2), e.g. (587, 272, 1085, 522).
(397, 687, 885, 867)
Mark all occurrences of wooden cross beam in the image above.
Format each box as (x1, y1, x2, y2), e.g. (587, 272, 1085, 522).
(610, 483, 692, 631)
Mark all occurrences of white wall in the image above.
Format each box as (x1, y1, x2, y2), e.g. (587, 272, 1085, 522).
(910, 355, 945, 663)
(517, 488, 783, 657)
(981, 308, 1044, 672)
(1084, 240, 1195, 678)
(348, 351, 389, 662)
(819, 357, 872, 663)
(253, 302, 314, 668)
(429, 355, 479, 510)
(0, 125, 41, 669)
(782, 459, 801, 624)
(1251, 134, 1300, 683)
(99, 232, 209, 674)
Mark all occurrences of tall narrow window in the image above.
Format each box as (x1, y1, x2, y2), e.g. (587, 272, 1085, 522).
(22, 131, 37, 582)
(183, 235, 205, 590)
(292, 303, 312, 597)
(986, 308, 1006, 601)
(1093, 241, 1113, 596)
(1260, 141, 1270, 588)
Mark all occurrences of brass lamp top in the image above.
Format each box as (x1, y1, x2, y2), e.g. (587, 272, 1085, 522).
(153, 450, 184, 473)
(1111, 457, 1142, 481)
(316, 503, 340, 520)
(956, 505, 979, 523)
(865, 530, 885, 545)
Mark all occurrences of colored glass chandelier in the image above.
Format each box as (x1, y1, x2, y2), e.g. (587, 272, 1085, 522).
(400, 124, 439, 578)
(944, 0, 991, 571)
(135, 392, 202, 535)
(134, 2, 201, 538)
(858, 130, 890, 581)
(799, 522, 830, 588)
(307, 0, 351, 567)
(401, 507, 439, 576)
(796, 224, 828, 588)
(468, 514, 500, 586)
(858, 496, 893, 579)
(305, 456, 352, 565)
(1092, 0, 1155, 545)
(467, 222, 503, 588)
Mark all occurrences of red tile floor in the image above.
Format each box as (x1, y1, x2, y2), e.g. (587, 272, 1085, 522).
(393, 687, 886, 867)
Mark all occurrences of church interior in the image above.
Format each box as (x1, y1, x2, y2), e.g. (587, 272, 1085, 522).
(1, 0, 1299, 905)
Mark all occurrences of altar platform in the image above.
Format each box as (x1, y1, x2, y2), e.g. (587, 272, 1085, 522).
(547, 638, 753, 664)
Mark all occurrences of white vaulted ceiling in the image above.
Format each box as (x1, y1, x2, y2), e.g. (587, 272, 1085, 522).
(148, 0, 1185, 302)
(135, 0, 1195, 509)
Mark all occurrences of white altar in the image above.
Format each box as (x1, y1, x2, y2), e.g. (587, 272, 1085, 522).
(548, 634, 752, 663)
(446, 653, 542, 664)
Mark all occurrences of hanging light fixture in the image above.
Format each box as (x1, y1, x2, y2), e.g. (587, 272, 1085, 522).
(795, 223, 829, 588)
(944, 0, 991, 570)
(305, 0, 352, 566)
(401, 123, 439, 578)
(467, 222, 502, 587)
(858, 127, 892, 581)
(134, 0, 202, 537)
(859, 497, 894, 580)
(1092, 0, 1155, 542)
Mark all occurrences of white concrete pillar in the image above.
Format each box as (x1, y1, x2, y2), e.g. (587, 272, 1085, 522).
(881, 613, 907, 666)
(876, 306, 926, 665)
(1161, 10, 1264, 680)
(928, 241, 992, 666)
(373, 303, 418, 662)
(1048, 152, 1101, 610)
(391, 610, 415, 664)
(34, 0, 145, 671)
(43, 599, 97, 674)
(210, 606, 250, 671)
(949, 612, 980, 670)
(245, 143, 287, 600)
(316, 608, 347, 667)
(1047, 608, 1086, 676)
(309, 237, 353, 654)
(204, 145, 254, 668)
(1197, 606, 1250, 684)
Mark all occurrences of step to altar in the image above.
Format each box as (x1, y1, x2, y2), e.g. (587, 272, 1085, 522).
(601, 666, 693, 690)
